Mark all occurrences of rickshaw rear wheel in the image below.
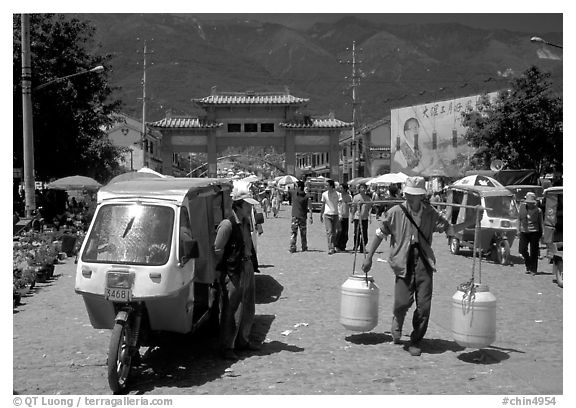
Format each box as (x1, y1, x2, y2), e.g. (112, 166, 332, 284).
(107, 321, 132, 394)
(449, 238, 460, 255)
(553, 258, 563, 288)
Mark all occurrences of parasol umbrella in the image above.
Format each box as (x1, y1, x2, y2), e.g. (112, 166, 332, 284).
(452, 174, 504, 188)
(241, 174, 259, 184)
(277, 175, 298, 186)
(137, 167, 165, 177)
(367, 172, 408, 185)
(348, 177, 374, 186)
(46, 175, 101, 191)
(107, 171, 164, 185)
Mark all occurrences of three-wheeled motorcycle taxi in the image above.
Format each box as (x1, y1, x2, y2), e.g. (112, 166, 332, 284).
(542, 186, 563, 287)
(75, 177, 232, 393)
(445, 176, 518, 264)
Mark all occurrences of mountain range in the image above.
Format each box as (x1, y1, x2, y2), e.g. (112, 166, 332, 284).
(81, 13, 563, 125)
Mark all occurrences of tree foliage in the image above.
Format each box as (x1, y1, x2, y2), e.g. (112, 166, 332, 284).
(13, 14, 124, 183)
(462, 66, 562, 175)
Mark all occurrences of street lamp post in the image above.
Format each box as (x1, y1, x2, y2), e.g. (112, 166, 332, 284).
(34, 65, 104, 91)
(20, 13, 105, 218)
(530, 36, 563, 49)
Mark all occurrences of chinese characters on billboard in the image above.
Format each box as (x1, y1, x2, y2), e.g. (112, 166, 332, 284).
(390, 92, 498, 177)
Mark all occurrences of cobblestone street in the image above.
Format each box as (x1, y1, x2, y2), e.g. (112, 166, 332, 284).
(13, 203, 564, 397)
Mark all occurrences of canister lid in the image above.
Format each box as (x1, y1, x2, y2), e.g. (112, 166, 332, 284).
(457, 282, 490, 292)
(349, 274, 374, 282)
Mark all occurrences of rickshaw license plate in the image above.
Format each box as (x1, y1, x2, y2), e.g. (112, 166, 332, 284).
(105, 287, 132, 302)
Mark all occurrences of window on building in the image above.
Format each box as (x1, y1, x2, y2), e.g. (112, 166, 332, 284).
(149, 141, 154, 155)
(432, 131, 437, 150)
(228, 123, 241, 133)
(414, 134, 419, 151)
(396, 136, 401, 151)
(244, 123, 258, 132)
(261, 123, 274, 132)
(452, 129, 458, 148)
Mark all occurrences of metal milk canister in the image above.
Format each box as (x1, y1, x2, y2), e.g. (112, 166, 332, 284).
(340, 274, 379, 332)
(451, 282, 497, 348)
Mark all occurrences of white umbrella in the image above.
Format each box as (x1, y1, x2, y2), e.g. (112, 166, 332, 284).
(137, 167, 165, 177)
(242, 174, 259, 184)
(368, 172, 408, 185)
(452, 174, 504, 188)
(277, 175, 298, 186)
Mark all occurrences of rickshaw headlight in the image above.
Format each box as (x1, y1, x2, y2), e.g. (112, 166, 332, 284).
(106, 271, 134, 289)
(501, 220, 511, 228)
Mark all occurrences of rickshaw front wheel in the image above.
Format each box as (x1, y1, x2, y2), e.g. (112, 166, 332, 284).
(449, 237, 461, 255)
(107, 321, 132, 394)
(553, 258, 563, 288)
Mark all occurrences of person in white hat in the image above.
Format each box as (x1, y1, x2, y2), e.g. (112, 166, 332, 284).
(214, 180, 261, 360)
(362, 176, 470, 357)
(517, 191, 543, 275)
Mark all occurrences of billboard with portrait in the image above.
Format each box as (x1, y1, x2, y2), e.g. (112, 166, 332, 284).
(390, 92, 498, 177)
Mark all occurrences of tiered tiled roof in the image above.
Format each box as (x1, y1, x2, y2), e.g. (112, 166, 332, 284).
(194, 92, 309, 105)
(280, 118, 353, 129)
(148, 118, 223, 129)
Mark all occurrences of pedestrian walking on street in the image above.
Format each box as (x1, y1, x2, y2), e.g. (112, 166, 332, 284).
(517, 192, 544, 275)
(261, 191, 270, 218)
(336, 183, 352, 251)
(271, 188, 281, 217)
(361, 176, 470, 357)
(289, 180, 313, 253)
(214, 180, 262, 360)
(350, 183, 373, 253)
(320, 179, 340, 255)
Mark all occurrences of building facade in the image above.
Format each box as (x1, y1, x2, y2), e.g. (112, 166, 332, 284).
(106, 113, 189, 175)
(106, 113, 163, 172)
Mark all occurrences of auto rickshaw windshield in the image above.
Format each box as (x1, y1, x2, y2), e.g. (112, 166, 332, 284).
(484, 195, 518, 219)
(82, 204, 174, 266)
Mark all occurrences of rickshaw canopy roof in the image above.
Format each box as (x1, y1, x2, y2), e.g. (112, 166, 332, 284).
(447, 184, 514, 197)
(543, 186, 563, 196)
(97, 177, 232, 205)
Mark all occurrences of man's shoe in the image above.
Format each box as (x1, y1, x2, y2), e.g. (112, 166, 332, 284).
(220, 349, 239, 360)
(289, 248, 296, 253)
(392, 336, 403, 345)
(302, 247, 308, 252)
(408, 344, 422, 356)
(328, 249, 335, 255)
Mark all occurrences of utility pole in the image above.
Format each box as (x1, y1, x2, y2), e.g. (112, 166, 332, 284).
(138, 39, 152, 168)
(340, 41, 362, 180)
(21, 14, 35, 218)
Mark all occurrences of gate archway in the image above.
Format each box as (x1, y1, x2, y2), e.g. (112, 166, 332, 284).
(148, 89, 351, 180)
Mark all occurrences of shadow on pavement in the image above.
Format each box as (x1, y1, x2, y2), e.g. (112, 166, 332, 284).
(345, 332, 392, 345)
(127, 314, 294, 394)
(257, 264, 274, 269)
(255, 275, 284, 304)
(419, 338, 465, 354)
(457, 348, 510, 364)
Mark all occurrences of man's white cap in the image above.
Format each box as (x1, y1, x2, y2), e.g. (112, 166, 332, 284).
(231, 180, 259, 205)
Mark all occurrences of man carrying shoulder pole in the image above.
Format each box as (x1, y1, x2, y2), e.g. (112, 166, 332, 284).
(362, 176, 472, 357)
